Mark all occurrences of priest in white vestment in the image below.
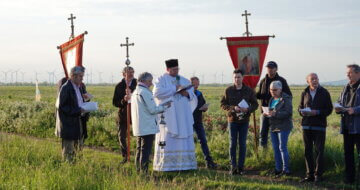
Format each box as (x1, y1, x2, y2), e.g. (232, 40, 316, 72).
(153, 59, 197, 171)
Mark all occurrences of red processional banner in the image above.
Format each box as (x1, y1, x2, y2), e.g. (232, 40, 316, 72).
(58, 33, 85, 78)
(225, 36, 270, 88)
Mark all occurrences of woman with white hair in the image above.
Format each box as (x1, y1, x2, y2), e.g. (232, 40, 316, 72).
(263, 80, 293, 176)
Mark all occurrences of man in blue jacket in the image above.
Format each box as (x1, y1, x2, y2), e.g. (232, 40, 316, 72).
(336, 64, 360, 184)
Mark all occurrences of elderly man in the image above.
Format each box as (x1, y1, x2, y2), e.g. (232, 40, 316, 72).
(131, 72, 171, 173)
(221, 69, 258, 175)
(56, 77, 91, 146)
(152, 59, 197, 171)
(58, 66, 86, 162)
(256, 61, 292, 148)
(299, 73, 333, 183)
(336, 64, 360, 184)
(113, 66, 137, 164)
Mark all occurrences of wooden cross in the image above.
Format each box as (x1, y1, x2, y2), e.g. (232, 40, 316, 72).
(242, 10, 252, 37)
(68, 13, 76, 39)
(120, 37, 135, 66)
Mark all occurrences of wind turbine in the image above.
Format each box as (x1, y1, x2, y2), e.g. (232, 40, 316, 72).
(2, 70, 10, 84)
(97, 71, 103, 84)
(213, 72, 217, 84)
(20, 72, 25, 84)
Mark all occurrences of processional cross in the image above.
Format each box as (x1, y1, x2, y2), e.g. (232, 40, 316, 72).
(120, 37, 134, 161)
(120, 37, 135, 66)
(242, 10, 252, 37)
(68, 13, 76, 39)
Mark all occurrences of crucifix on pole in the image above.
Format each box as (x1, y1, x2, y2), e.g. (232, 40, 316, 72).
(68, 13, 76, 39)
(242, 10, 252, 37)
(120, 37, 134, 162)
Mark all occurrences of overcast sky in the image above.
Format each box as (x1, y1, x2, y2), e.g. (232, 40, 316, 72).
(0, 0, 359, 84)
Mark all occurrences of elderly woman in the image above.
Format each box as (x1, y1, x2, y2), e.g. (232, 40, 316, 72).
(131, 72, 171, 172)
(263, 80, 293, 176)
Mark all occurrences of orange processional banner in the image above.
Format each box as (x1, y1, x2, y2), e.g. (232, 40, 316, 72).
(58, 33, 85, 78)
(224, 36, 270, 88)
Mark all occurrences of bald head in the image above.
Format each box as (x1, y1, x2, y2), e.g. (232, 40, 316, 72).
(306, 73, 319, 90)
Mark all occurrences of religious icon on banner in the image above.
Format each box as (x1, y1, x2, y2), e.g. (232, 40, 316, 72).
(237, 47, 260, 76)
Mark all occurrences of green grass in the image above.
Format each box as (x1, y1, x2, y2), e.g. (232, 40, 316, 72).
(0, 133, 325, 190)
(0, 85, 359, 189)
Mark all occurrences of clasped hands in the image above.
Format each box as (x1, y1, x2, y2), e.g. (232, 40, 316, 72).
(300, 110, 319, 116)
(335, 107, 355, 115)
(263, 110, 275, 117)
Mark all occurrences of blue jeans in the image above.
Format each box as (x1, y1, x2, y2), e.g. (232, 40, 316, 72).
(193, 122, 212, 161)
(260, 115, 270, 147)
(229, 122, 249, 170)
(270, 130, 291, 172)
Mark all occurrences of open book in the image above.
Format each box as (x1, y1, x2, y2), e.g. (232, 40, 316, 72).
(199, 103, 209, 111)
(176, 84, 193, 93)
(299, 107, 312, 113)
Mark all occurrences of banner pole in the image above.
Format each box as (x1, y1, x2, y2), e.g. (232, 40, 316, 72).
(253, 112, 258, 156)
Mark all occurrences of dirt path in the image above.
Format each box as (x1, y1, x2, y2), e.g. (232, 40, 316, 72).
(1, 132, 358, 190)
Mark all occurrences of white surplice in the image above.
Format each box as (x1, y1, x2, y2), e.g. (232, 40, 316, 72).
(152, 73, 197, 171)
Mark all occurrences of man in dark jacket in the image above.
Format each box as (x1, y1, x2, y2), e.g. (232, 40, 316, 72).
(221, 69, 258, 175)
(191, 76, 217, 169)
(58, 66, 86, 162)
(256, 61, 292, 148)
(112, 66, 137, 163)
(298, 73, 333, 183)
(56, 77, 91, 145)
(335, 64, 360, 184)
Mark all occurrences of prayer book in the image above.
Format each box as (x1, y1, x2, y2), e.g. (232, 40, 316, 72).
(238, 99, 249, 108)
(81, 102, 98, 112)
(176, 85, 193, 93)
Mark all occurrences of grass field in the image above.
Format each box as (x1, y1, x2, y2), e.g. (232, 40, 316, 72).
(0, 85, 358, 189)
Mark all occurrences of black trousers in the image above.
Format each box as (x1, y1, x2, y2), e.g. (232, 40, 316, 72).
(135, 134, 155, 172)
(118, 122, 128, 158)
(303, 129, 326, 177)
(343, 133, 360, 182)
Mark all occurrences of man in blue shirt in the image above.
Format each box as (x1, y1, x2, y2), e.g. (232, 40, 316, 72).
(191, 77, 217, 169)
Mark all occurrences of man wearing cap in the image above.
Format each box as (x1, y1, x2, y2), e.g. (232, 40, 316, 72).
(256, 61, 292, 148)
(152, 59, 197, 171)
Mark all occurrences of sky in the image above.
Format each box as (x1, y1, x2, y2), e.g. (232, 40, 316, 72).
(0, 0, 359, 84)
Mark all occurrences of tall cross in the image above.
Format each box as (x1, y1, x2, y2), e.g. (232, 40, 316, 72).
(68, 13, 76, 39)
(242, 10, 252, 37)
(120, 37, 135, 162)
(120, 37, 135, 66)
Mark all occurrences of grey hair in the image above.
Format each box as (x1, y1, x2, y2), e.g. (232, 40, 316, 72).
(70, 66, 85, 76)
(347, 64, 360, 73)
(270, 80, 282, 89)
(138, 72, 153, 82)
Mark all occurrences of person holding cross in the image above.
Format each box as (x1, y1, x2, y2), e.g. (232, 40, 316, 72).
(152, 59, 197, 171)
(113, 66, 137, 164)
